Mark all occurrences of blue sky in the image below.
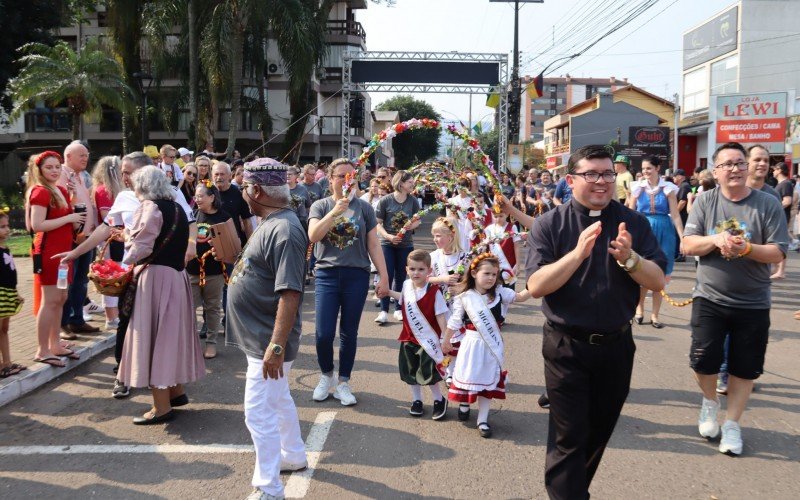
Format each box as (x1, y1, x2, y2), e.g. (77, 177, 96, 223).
(359, 0, 736, 125)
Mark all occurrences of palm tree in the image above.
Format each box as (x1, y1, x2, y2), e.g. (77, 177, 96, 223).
(8, 38, 135, 141)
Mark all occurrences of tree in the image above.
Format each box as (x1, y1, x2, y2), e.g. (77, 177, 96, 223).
(0, 0, 64, 114)
(7, 38, 135, 140)
(375, 96, 442, 169)
(474, 128, 499, 168)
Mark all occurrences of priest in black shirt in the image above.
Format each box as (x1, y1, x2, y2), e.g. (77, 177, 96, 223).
(524, 145, 667, 500)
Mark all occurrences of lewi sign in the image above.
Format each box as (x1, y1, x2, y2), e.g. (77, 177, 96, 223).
(713, 92, 788, 153)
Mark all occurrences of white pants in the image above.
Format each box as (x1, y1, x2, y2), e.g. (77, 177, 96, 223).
(244, 356, 306, 496)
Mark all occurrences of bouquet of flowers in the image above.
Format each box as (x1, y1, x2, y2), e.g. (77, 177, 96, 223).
(326, 216, 360, 250)
(343, 170, 358, 200)
(390, 211, 410, 234)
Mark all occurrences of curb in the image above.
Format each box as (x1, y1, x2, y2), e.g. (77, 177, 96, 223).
(0, 332, 116, 409)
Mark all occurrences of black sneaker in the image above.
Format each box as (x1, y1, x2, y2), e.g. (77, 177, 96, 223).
(457, 403, 470, 421)
(409, 400, 424, 417)
(112, 379, 130, 399)
(538, 393, 550, 409)
(432, 397, 448, 420)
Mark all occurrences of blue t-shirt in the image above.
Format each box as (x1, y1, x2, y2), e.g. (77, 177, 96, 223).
(554, 178, 572, 203)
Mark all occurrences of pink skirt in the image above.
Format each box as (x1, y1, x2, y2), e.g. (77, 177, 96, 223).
(118, 265, 205, 388)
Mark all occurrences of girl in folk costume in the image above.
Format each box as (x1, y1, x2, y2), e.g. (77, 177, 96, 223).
(427, 217, 464, 385)
(484, 211, 523, 290)
(388, 250, 449, 420)
(442, 254, 530, 438)
(467, 195, 493, 248)
(447, 178, 474, 253)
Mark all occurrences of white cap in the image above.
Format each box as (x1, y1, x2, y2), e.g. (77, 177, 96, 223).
(178, 147, 193, 157)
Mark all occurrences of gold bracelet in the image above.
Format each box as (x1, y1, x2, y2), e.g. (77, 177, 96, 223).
(739, 241, 753, 258)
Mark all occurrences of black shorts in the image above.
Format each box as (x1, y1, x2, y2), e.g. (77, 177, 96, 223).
(689, 297, 770, 380)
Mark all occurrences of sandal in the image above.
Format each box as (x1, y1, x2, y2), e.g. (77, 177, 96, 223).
(55, 349, 80, 360)
(0, 367, 18, 378)
(33, 356, 67, 368)
(9, 363, 27, 372)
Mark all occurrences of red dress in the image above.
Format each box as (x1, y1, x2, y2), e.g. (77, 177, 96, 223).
(30, 186, 74, 286)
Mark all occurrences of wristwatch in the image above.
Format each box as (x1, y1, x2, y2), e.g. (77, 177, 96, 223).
(268, 342, 284, 356)
(617, 251, 641, 273)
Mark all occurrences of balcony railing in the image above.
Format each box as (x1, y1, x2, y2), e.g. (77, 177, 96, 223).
(552, 143, 570, 154)
(326, 20, 366, 41)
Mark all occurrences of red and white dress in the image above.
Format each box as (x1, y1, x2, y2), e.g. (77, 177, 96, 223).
(484, 222, 521, 286)
(447, 287, 517, 403)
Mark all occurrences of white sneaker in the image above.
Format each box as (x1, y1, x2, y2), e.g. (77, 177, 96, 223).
(312, 374, 334, 402)
(280, 458, 308, 472)
(698, 397, 721, 439)
(374, 311, 388, 324)
(246, 488, 284, 500)
(333, 381, 357, 406)
(83, 313, 94, 323)
(393, 310, 403, 321)
(719, 420, 743, 455)
(105, 318, 120, 330)
(84, 302, 104, 316)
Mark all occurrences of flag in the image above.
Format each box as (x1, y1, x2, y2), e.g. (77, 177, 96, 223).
(472, 122, 483, 135)
(486, 86, 500, 108)
(526, 72, 544, 100)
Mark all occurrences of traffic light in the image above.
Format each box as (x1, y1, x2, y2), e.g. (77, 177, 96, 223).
(349, 97, 365, 129)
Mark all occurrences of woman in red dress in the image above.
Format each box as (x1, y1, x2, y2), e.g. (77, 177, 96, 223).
(26, 151, 86, 367)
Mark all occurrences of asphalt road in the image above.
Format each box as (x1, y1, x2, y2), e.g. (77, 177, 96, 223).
(1, 227, 798, 499)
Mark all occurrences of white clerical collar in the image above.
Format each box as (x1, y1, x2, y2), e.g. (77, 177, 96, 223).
(589, 210, 602, 217)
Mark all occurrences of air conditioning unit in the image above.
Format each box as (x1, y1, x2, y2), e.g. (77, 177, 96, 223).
(267, 62, 284, 76)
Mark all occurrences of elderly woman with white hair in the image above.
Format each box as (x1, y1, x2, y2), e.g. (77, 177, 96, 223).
(118, 166, 205, 425)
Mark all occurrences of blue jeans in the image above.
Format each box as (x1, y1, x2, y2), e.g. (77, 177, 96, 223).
(380, 245, 414, 313)
(314, 267, 369, 380)
(720, 334, 730, 374)
(62, 249, 93, 327)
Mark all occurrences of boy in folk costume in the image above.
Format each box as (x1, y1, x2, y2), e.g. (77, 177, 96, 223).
(484, 211, 523, 290)
(442, 253, 531, 438)
(388, 250, 449, 420)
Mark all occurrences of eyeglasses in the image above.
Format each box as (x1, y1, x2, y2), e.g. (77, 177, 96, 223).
(714, 161, 748, 171)
(185, 172, 196, 176)
(377, 175, 387, 179)
(571, 171, 617, 183)
(165, 155, 176, 159)
(331, 174, 347, 179)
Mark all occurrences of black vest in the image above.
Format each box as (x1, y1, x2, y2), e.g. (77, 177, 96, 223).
(143, 199, 189, 272)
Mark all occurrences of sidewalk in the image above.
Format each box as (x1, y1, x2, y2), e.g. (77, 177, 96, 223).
(0, 257, 113, 408)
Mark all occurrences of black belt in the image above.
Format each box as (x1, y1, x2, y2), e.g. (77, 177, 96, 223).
(546, 321, 630, 345)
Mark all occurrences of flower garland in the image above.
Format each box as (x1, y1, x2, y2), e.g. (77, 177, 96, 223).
(356, 118, 440, 168)
(397, 202, 444, 238)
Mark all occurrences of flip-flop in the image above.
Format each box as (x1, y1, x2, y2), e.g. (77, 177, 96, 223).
(0, 367, 17, 378)
(33, 356, 67, 368)
(9, 363, 27, 371)
(56, 349, 80, 360)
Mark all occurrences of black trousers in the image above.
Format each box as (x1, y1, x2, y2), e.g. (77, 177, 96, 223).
(542, 322, 636, 500)
(114, 310, 131, 366)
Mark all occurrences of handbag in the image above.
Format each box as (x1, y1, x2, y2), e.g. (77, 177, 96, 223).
(119, 203, 181, 318)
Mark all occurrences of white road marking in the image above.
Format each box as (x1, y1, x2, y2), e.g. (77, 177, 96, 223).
(0, 444, 254, 455)
(0, 411, 337, 498)
(285, 410, 337, 499)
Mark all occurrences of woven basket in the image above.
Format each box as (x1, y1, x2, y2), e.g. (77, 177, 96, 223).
(88, 236, 132, 297)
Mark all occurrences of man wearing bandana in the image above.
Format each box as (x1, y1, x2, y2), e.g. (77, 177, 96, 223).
(224, 158, 309, 500)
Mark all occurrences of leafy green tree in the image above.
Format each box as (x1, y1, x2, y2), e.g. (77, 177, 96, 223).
(375, 95, 442, 169)
(7, 38, 135, 140)
(0, 0, 64, 114)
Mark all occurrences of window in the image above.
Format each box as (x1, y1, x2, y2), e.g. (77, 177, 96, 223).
(683, 66, 709, 113)
(549, 84, 557, 92)
(596, 86, 611, 93)
(534, 109, 546, 115)
(711, 54, 738, 95)
(548, 110, 556, 116)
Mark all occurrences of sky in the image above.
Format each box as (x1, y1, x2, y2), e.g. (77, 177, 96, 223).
(358, 0, 737, 127)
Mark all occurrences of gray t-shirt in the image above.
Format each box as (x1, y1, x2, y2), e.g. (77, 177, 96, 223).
(289, 184, 311, 222)
(308, 197, 377, 272)
(760, 184, 781, 202)
(302, 181, 324, 204)
(225, 209, 308, 360)
(375, 194, 421, 247)
(685, 187, 789, 309)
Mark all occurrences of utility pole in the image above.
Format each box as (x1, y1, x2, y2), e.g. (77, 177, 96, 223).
(491, 0, 543, 145)
(673, 93, 680, 172)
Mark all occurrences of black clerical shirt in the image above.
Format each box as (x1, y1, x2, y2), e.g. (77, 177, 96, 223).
(525, 198, 667, 333)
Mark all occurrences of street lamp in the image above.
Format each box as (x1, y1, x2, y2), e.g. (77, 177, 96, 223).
(132, 72, 154, 150)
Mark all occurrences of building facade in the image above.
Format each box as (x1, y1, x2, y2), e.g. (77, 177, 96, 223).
(679, 0, 800, 172)
(520, 75, 631, 142)
(0, 0, 372, 183)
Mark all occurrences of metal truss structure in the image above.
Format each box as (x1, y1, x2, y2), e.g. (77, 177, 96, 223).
(342, 51, 509, 171)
